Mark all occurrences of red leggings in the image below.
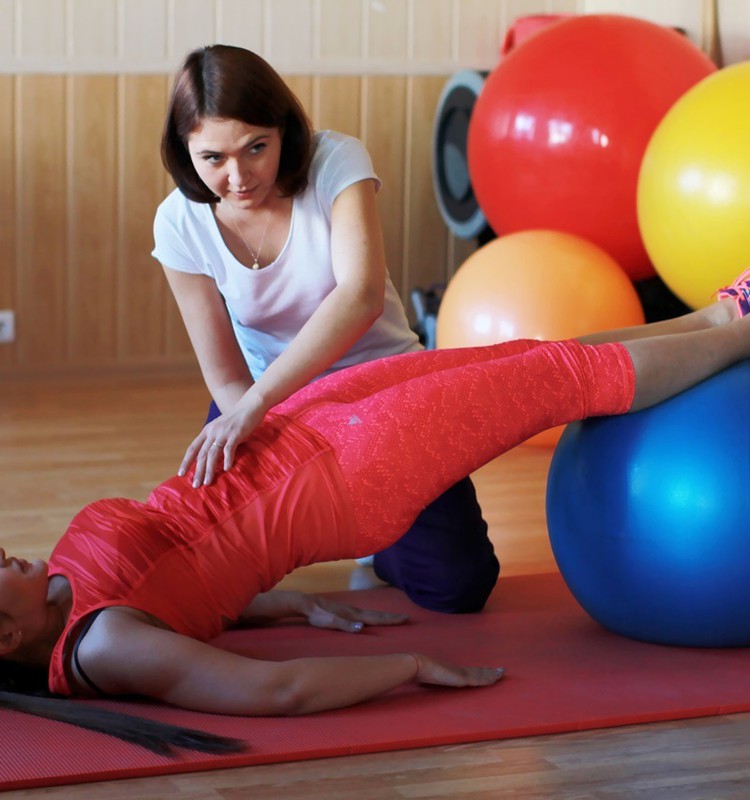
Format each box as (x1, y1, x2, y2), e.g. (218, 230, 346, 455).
(275, 339, 635, 554)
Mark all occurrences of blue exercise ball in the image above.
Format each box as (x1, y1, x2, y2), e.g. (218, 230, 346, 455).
(546, 360, 750, 647)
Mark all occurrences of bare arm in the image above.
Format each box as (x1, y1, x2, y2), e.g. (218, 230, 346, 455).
(184, 178, 388, 486)
(236, 589, 410, 633)
(162, 268, 253, 412)
(79, 610, 503, 716)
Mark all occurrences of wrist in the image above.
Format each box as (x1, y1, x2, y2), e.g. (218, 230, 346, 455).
(292, 591, 313, 616)
(238, 385, 271, 417)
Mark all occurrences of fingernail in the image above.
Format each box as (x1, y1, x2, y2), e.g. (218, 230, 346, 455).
(352, 622, 364, 632)
(496, 667, 505, 676)
(178, 469, 185, 477)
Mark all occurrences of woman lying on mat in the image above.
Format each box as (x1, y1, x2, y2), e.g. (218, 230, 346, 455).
(2, 275, 750, 754)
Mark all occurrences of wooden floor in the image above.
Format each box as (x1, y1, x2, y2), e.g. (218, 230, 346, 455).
(3, 374, 750, 799)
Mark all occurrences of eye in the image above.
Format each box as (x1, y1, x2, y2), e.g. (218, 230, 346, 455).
(201, 154, 224, 165)
(247, 142, 267, 156)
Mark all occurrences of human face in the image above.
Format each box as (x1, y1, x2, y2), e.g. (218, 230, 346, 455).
(0, 548, 49, 626)
(187, 117, 283, 210)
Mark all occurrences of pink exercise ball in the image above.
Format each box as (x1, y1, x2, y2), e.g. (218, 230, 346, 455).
(467, 14, 716, 282)
(436, 230, 644, 446)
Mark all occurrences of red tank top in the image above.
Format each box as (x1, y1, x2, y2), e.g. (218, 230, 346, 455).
(47, 416, 357, 695)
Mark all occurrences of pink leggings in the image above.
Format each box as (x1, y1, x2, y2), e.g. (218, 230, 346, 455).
(275, 339, 635, 553)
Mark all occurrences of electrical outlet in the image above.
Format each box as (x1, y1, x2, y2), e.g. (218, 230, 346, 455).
(0, 310, 15, 343)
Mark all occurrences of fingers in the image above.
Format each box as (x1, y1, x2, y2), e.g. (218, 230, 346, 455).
(177, 428, 241, 488)
(200, 439, 228, 487)
(178, 436, 225, 487)
(463, 665, 505, 686)
(367, 611, 410, 626)
(338, 607, 409, 627)
(307, 607, 363, 633)
(178, 433, 206, 478)
(412, 654, 505, 688)
(223, 440, 238, 475)
(306, 599, 410, 631)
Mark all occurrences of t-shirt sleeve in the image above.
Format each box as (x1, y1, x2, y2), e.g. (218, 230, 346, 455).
(151, 192, 206, 274)
(313, 133, 382, 211)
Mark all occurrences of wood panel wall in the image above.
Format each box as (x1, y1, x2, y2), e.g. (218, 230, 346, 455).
(1, 0, 741, 378)
(0, 72, 472, 377)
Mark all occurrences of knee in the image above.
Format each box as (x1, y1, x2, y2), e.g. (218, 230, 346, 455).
(422, 546, 500, 614)
(373, 551, 500, 614)
(373, 529, 500, 614)
(372, 476, 500, 613)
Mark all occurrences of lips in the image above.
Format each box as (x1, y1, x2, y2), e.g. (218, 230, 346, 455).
(232, 186, 257, 200)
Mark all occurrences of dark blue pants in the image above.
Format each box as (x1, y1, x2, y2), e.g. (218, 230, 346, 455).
(206, 400, 500, 613)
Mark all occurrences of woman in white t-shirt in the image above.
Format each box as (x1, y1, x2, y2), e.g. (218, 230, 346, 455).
(152, 45, 499, 613)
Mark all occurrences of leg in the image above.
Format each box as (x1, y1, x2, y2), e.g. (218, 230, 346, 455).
(287, 299, 748, 609)
(278, 298, 739, 421)
(580, 297, 736, 345)
(281, 344, 535, 613)
(287, 339, 636, 554)
(280, 342, 532, 613)
(276, 338, 544, 416)
(623, 312, 750, 410)
(289, 315, 750, 553)
(576, 297, 750, 410)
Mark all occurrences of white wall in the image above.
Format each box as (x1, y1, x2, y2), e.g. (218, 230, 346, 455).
(0, 0, 581, 74)
(582, 0, 750, 64)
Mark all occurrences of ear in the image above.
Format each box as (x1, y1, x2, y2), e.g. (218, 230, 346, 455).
(0, 618, 21, 656)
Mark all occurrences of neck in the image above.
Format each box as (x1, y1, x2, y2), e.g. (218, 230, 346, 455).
(218, 189, 291, 219)
(24, 576, 71, 667)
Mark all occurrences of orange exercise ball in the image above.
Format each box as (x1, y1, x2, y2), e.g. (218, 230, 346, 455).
(436, 230, 645, 446)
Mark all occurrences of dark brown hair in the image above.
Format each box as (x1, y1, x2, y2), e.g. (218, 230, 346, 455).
(161, 44, 313, 203)
(0, 660, 245, 756)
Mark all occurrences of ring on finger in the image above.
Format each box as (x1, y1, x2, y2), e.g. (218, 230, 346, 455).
(211, 441, 225, 449)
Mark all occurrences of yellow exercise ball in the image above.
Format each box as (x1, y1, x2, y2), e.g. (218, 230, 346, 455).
(436, 230, 644, 446)
(638, 61, 750, 310)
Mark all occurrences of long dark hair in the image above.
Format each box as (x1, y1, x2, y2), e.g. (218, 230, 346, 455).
(162, 44, 313, 203)
(0, 661, 245, 756)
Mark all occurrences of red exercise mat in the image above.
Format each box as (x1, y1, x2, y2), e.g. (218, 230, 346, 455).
(3, 572, 750, 790)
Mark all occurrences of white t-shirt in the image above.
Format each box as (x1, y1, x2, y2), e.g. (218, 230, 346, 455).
(152, 130, 421, 380)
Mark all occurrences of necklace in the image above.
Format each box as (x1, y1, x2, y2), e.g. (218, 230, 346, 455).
(226, 203, 270, 271)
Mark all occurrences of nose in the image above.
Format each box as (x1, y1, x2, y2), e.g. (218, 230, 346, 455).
(227, 157, 251, 189)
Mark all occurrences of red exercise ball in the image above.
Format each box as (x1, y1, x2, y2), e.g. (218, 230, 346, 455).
(467, 14, 715, 282)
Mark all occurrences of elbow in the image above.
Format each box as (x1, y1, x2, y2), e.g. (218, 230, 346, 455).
(267, 680, 318, 716)
(371, 292, 385, 321)
(265, 667, 339, 716)
(359, 284, 385, 325)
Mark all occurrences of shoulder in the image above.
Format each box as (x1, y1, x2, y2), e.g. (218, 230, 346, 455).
(154, 187, 205, 231)
(72, 607, 175, 696)
(152, 189, 217, 270)
(310, 131, 373, 172)
(312, 129, 366, 158)
(308, 131, 381, 202)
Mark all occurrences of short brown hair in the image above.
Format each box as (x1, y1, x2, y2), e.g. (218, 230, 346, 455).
(161, 45, 313, 203)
